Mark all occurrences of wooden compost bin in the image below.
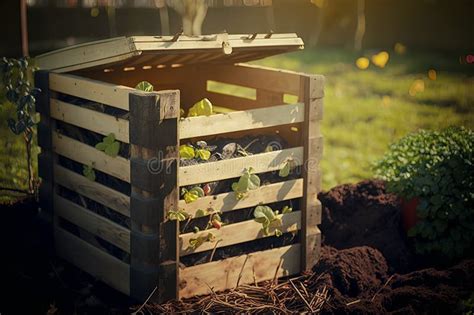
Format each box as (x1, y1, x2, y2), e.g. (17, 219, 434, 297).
(35, 33, 324, 302)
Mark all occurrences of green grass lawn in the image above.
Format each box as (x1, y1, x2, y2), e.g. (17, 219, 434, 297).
(253, 49, 474, 189)
(1, 48, 473, 201)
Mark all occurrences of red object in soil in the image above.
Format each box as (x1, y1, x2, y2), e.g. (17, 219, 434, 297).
(401, 197, 419, 232)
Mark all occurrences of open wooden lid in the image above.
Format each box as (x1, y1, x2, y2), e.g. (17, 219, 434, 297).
(36, 33, 304, 73)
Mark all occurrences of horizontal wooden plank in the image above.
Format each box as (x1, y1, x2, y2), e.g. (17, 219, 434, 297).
(50, 98, 130, 143)
(52, 131, 131, 182)
(179, 147, 303, 186)
(55, 226, 130, 295)
(179, 243, 301, 298)
(49, 72, 134, 111)
(179, 103, 304, 139)
(179, 210, 300, 256)
(179, 178, 303, 217)
(55, 194, 130, 252)
(200, 63, 304, 96)
(204, 91, 258, 111)
(54, 165, 130, 217)
(36, 37, 138, 72)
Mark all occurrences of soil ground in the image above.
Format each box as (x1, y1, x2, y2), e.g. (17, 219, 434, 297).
(0, 180, 473, 314)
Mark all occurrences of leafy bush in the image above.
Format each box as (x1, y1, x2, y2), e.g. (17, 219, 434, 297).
(374, 126, 474, 259)
(0, 57, 40, 193)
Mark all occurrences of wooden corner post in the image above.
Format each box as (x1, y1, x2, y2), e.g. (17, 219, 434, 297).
(300, 74, 324, 272)
(129, 90, 180, 302)
(35, 70, 54, 226)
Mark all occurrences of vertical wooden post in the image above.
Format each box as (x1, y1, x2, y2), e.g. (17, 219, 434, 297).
(35, 70, 54, 226)
(129, 90, 180, 302)
(300, 74, 324, 272)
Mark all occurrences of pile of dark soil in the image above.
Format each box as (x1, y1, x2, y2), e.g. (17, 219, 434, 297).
(318, 179, 416, 273)
(315, 180, 474, 314)
(1, 180, 473, 314)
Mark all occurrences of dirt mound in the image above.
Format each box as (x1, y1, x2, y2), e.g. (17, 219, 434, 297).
(311, 246, 474, 314)
(319, 180, 417, 273)
(315, 246, 389, 298)
(379, 259, 474, 314)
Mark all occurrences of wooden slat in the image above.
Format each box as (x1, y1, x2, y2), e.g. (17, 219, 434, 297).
(203, 91, 258, 111)
(179, 146, 304, 186)
(50, 98, 130, 143)
(52, 131, 131, 182)
(301, 75, 325, 272)
(55, 194, 130, 252)
(179, 243, 302, 298)
(55, 226, 130, 295)
(179, 178, 303, 217)
(200, 63, 304, 96)
(36, 37, 138, 72)
(54, 165, 130, 217)
(179, 211, 300, 256)
(179, 103, 304, 139)
(49, 73, 134, 111)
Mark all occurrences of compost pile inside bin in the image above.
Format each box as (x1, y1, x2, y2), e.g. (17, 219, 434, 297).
(2, 180, 474, 314)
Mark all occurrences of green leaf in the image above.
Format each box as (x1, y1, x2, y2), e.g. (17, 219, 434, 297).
(83, 164, 96, 181)
(189, 186, 205, 197)
(188, 232, 216, 250)
(184, 191, 199, 204)
(188, 98, 213, 117)
(232, 169, 261, 195)
(168, 209, 189, 221)
(282, 206, 293, 214)
(135, 81, 154, 92)
(103, 133, 115, 144)
(179, 145, 195, 159)
(254, 205, 276, 222)
(195, 209, 206, 218)
(95, 133, 120, 157)
(104, 141, 120, 157)
(183, 186, 205, 204)
(279, 161, 291, 177)
(275, 229, 283, 237)
(195, 149, 211, 161)
(95, 142, 107, 151)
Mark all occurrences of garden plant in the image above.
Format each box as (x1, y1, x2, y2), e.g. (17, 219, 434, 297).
(375, 126, 474, 259)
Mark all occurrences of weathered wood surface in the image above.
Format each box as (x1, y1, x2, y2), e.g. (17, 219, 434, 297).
(54, 165, 130, 217)
(52, 131, 131, 182)
(50, 98, 130, 143)
(49, 72, 133, 110)
(179, 243, 302, 298)
(300, 75, 324, 272)
(179, 210, 301, 256)
(54, 194, 130, 252)
(55, 226, 130, 295)
(180, 103, 304, 139)
(180, 147, 304, 186)
(178, 178, 303, 217)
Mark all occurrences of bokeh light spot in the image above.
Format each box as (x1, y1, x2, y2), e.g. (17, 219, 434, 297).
(90, 7, 99, 17)
(356, 57, 370, 70)
(382, 95, 391, 107)
(394, 42, 407, 55)
(372, 51, 389, 68)
(428, 69, 437, 81)
(409, 79, 425, 96)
